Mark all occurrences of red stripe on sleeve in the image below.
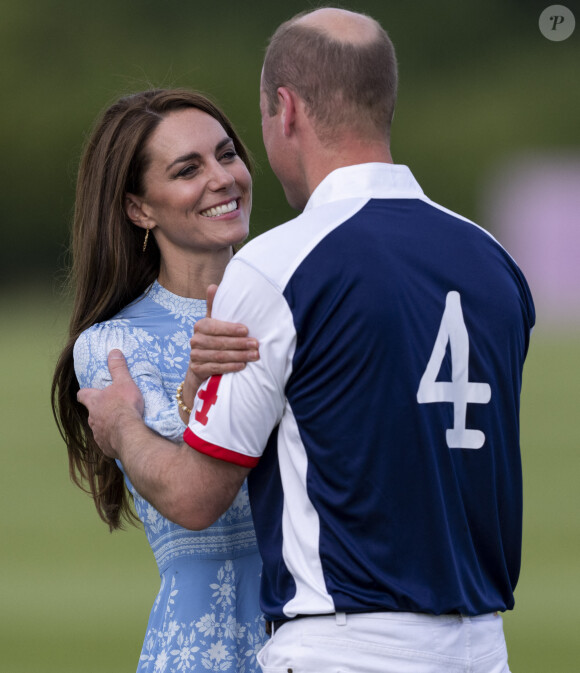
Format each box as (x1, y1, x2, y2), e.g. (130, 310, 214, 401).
(183, 427, 260, 469)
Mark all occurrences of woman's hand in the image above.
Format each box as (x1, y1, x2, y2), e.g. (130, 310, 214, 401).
(177, 285, 259, 423)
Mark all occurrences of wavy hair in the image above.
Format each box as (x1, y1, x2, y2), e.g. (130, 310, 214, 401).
(51, 89, 252, 530)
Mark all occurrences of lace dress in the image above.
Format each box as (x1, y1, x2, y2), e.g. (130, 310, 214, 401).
(74, 281, 266, 673)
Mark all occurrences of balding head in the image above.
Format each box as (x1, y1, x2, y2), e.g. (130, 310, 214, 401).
(262, 7, 398, 143)
(295, 7, 380, 44)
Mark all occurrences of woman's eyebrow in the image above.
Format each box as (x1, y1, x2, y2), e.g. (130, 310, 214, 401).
(165, 137, 234, 173)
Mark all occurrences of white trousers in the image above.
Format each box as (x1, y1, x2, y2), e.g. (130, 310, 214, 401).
(257, 611, 510, 673)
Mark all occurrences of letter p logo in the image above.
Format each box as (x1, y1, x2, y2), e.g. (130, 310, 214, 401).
(539, 5, 575, 41)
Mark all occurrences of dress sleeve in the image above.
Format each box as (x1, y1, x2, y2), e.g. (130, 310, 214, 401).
(74, 321, 186, 443)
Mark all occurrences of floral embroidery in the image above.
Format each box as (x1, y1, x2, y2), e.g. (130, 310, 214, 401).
(73, 281, 266, 672)
(196, 613, 218, 637)
(172, 330, 192, 349)
(138, 562, 264, 673)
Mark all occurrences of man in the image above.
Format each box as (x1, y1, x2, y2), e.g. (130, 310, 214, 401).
(80, 8, 534, 672)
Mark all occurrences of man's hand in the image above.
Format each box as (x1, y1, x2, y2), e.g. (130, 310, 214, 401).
(77, 349, 144, 458)
(188, 283, 259, 383)
(76, 337, 250, 530)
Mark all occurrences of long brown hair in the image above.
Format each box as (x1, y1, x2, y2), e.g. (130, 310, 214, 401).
(51, 89, 252, 530)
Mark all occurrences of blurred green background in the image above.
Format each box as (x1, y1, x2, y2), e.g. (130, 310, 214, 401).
(1, 0, 579, 671)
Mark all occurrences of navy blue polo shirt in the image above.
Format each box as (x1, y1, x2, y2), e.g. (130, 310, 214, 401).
(186, 163, 535, 620)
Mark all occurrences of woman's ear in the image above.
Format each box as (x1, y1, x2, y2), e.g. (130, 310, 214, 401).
(125, 193, 151, 229)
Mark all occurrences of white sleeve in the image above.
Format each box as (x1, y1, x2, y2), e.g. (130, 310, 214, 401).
(185, 258, 296, 466)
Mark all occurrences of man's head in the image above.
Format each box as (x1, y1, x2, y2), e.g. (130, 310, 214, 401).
(260, 7, 398, 210)
(262, 8, 398, 145)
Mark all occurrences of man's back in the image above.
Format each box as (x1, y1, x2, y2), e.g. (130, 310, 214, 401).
(274, 191, 532, 615)
(192, 164, 534, 620)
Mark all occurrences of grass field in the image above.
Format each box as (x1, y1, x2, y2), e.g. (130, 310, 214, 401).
(1, 290, 579, 672)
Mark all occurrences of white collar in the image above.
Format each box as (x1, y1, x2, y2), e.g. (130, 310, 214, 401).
(304, 163, 425, 212)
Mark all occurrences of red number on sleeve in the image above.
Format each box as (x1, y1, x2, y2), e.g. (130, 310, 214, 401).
(195, 375, 222, 426)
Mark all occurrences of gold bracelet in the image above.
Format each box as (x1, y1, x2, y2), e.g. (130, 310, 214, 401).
(176, 381, 192, 415)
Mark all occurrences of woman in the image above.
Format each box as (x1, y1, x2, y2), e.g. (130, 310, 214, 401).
(51, 89, 266, 672)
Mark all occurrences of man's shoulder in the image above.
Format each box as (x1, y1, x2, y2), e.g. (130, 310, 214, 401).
(234, 197, 368, 288)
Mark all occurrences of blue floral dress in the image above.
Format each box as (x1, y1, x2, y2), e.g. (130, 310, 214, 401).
(74, 281, 266, 673)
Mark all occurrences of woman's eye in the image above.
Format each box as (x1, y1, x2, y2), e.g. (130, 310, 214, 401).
(177, 165, 197, 178)
(220, 150, 237, 161)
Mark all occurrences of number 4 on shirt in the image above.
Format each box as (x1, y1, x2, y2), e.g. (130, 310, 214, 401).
(417, 291, 491, 449)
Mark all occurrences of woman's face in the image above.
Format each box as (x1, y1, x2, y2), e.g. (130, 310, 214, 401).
(136, 108, 252, 257)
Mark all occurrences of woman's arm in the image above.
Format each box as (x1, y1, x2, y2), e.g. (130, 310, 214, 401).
(78, 350, 250, 530)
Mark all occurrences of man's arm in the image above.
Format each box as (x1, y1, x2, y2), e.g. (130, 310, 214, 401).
(77, 349, 249, 530)
(176, 284, 260, 423)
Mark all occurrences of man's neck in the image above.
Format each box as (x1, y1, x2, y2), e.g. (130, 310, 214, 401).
(302, 137, 393, 206)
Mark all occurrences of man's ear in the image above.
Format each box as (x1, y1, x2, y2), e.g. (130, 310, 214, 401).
(125, 193, 151, 229)
(277, 86, 297, 138)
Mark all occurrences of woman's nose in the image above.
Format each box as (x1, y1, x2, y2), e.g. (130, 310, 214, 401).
(208, 161, 235, 190)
